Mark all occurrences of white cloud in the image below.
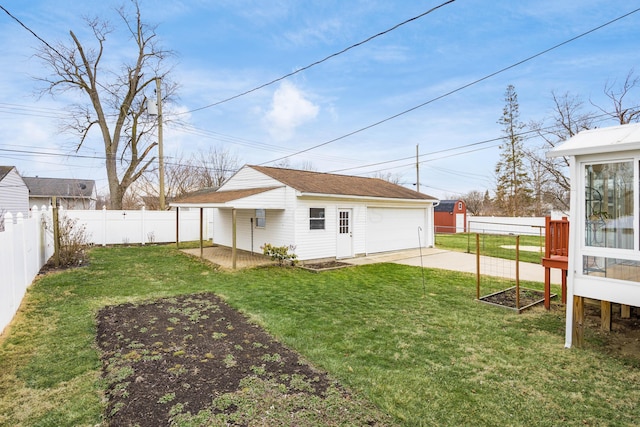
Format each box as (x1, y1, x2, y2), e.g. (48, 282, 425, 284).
(264, 81, 319, 141)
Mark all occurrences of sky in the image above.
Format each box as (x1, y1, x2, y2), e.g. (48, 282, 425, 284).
(1, 0, 639, 200)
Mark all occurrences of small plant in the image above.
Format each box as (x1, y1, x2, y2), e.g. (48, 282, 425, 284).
(223, 354, 237, 368)
(147, 231, 156, 244)
(261, 243, 298, 266)
(158, 392, 176, 404)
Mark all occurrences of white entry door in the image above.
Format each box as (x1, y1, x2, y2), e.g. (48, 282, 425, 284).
(455, 213, 465, 233)
(337, 209, 353, 258)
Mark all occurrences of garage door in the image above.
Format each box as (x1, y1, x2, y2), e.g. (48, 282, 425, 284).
(366, 208, 426, 254)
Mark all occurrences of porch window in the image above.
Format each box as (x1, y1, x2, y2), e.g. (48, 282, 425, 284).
(584, 161, 633, 249)
(255, 209, 266, 228)
(583, 160, 637, 280)
(310, 208, 325, 230)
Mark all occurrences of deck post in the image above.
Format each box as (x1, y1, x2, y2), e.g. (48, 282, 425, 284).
(572, 296, 584, 348)
(601, 300, 612, 331)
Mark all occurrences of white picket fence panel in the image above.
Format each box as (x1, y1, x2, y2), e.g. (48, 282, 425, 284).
(0, 207, 54, 335)
(0, 206, 211, 334)
(60, 206, 211, 246)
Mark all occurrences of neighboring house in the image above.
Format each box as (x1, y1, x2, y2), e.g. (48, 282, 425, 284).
(0, 166, 29, 222)
(172, 165, 439, 261)
(23, 177, 97, 210)
(548, 123, 640, 348)
(434, 199, 466, 233)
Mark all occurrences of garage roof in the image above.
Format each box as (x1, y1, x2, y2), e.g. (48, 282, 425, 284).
(251, 166, 437, 200)
(172, 166, 438, 208)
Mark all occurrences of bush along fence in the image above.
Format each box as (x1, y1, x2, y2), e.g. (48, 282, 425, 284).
(0, 205, 211, 334)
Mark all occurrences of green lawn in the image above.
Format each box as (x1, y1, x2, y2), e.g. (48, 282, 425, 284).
(1, 245, 638, 426)
(436, 232, 545, 264)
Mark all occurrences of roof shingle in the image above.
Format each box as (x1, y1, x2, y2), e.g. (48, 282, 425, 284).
(251, 165, 436, 200)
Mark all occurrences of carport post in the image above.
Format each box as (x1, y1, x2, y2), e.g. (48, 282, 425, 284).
(232, 208, 237, 269)
(175, 207, 179, 248)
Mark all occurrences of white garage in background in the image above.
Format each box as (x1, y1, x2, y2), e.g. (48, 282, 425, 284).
(366, 207, 429, 254)
(172, 165, 438, 263)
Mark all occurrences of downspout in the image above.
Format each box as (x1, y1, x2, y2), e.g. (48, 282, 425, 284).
(250, 217, 254, 253)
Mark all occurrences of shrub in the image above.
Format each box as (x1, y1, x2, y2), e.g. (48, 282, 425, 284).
(46, 214, 92, 268)
(261, 243, 298, 266)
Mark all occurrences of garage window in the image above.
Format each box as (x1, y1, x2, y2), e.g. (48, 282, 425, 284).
(310, 208, 325, 230)
(255, 209, 266, 228)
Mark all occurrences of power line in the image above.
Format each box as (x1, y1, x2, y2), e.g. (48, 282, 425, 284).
(259, 7, 640, 166)
(0, 5, 67, 59)
(180, 0, 456, 115)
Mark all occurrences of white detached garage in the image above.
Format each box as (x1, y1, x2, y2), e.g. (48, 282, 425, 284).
(172, 165, 438, 262)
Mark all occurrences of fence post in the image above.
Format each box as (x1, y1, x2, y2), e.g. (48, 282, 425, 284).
(475, 233, 480, 299)
(101, 206, 107, 246)
(515, 235, 520, 309)
(141, 206, 146, 245)
(52, 197, 60, 267)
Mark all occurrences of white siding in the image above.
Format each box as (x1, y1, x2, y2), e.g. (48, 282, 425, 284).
(213, 208, 296, 254)
(0, 169, 29, 220)
(294, 200, 340, 260)
(219, 166, 283, 191)
(231, 187, 289, 209)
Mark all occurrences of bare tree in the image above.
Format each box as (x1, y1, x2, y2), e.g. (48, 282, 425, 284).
(194, 146, 240, 189)
(34, 1, 175, 209)
(462, 190, 485, 216)
(370, 171, 402, 185)
(594, 69, 640, 124)
(527, 91, 595, 211)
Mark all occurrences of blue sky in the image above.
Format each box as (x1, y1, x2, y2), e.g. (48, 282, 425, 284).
(1, 0, 639, 199)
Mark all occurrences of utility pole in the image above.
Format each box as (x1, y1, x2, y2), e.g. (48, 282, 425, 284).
(416, 144, 420, 193)
(156, 77, 166, 210)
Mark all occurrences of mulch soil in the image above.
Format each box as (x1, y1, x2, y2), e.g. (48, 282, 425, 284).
(479, 287, 546, 310)
(300, 261, 352, 271)
(96, 293, 384, 426)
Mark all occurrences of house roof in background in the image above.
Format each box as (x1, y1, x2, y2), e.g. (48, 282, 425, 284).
(0, 166, 16, 181)
(251, 165, 438, 201)
(22, 177, 96, 198)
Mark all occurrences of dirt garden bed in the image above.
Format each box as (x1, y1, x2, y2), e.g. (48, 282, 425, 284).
(96, 293, 387, 426)
(299, 260, 353, 272)
(479, 287, 550, 312)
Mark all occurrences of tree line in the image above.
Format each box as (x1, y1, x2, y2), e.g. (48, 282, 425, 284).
(463, 72, 639, 217)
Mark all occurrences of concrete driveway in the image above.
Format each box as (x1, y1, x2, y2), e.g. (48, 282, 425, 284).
(348, 247, 563, 284)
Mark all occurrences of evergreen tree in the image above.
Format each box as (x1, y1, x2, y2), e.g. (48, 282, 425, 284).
(494, 85, 532, 216)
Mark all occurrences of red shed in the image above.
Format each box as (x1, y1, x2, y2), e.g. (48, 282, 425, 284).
(434, 199, 466, 233)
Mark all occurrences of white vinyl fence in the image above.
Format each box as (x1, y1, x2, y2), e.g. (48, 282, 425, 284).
(1, 206, 211, 334)
(467, 213, 568, 236)
(0, 207, 54, 335)
(61, 206, 211, 246)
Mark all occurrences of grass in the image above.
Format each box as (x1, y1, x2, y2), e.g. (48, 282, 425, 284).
(1, 245, 639, 426)
(435, 232, 545, 264)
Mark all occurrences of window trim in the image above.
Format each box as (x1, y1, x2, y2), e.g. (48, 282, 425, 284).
(309, 207, 325, 230)
(255, 209, 266, 229)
